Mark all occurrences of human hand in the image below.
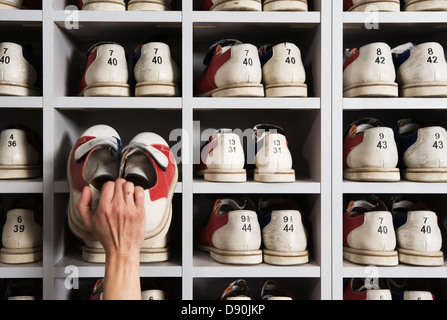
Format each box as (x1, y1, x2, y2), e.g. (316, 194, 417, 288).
(76, 178, 146, 259)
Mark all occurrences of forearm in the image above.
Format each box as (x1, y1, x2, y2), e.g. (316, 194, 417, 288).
(103, 252, 141, 300)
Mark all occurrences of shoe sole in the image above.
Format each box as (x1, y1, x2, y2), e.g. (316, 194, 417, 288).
(1, 247, 42, 264)
(0, 82, 40, 96)
(344, 247, 399, 266)
(82, 0, 126, 10)
(398, 247, 444, 266)
(197, 244, 263, 264)
(200, 168, 247, 182)
(405, 0, 447, 11)
(135, 82, 179, 97)
(344, 167, 400, 182)
(347, 0, 400, 11)
(254, 168, 295, 182)
(82, 245, 170, 263)
(403, 168, 447, 182)
(128, 0, 170, 10)
(344, 82, 398, 97)
(265, 83, 307, 97)
(211, 0, 261, 11)
(81, 82, 130, 97)
(199, 83, 264, 97)
(263, 249, 309, 265)
(0, 165, 41, 179)
(263, 0, 308, 11)
(401, 82, 447, 97)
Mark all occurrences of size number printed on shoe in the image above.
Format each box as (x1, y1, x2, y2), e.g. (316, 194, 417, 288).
(0, 48, 10, 64)
(243, 50, 253, 67)
(13, 216, 25, 233)
(107, 50, 118, 66)
(420, 217, 432, 234)
(374, 48, 386, 65)
(284, 49, 296, 65)
(376, 132, 388, 149)
(151, 47, 163, 64)
(377, 217, 389, 234)
(427, 48, 438, 64)
(272, 139, 282, 154)
(433, 132, 444, 149)
(7, 134, 17, 148)
(282, 215, 294, 233)
(240, 215, 252, 232)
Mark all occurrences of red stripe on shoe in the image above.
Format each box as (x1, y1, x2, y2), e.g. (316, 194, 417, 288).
(195, 47, 232, 95)
(78, 47, 98, 94)
(147, 144, 177, 202)
(343, 48, 359, 71)
(343, 131, 364, 169)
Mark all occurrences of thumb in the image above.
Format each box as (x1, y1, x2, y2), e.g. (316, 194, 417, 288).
(76, 186, 93, 232)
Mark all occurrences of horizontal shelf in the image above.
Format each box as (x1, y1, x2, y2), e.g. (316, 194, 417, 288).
(193, 97, 320, 109)
(193, 179, 320, 194)
(192, 11, 321, 24)
(342, 260, 447, 278)
(193, 250, 320, 278)
(0, 178, 43, 193)
(0, 261, 43, 278)
(343, 11, 447, 24)
(0, 10, 42, 22)
(54, 97, 182, 110)
(0, 97, 43, 109)
(53, 10, 182, 23)
(343, 98, 447, 110)
(54, 252, 182, 278)
(343, 180, 447, 194)
(54, 180, 182, 194)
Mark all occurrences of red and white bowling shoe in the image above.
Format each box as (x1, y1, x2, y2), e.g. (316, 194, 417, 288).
(195, 39, 263, 97)
(120, 132, 178, 262)
(197, 198, 262, 264)
(67, 124, 122, 262)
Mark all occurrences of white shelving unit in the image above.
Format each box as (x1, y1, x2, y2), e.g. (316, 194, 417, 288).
(0, 0, 332, 300)
(333, 1, 447, 300)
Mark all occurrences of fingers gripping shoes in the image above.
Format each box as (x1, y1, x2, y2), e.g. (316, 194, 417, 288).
(0, 42, 41, 96)
(67, 124, 122, 261)
(344, 118, 400, 181)
(396, 118, 447, 181)
(78, 42, 130, 97)
(197, 198, 262, 264)
(393, 42, 447, 97)
(128, 0, 175, 11)
(343, 196, 398, 266)
(120, 132, 178, 262)
(196, 129, 246, 182)
(343, 0, 401, 11)
(0, 126, 42, 179)
(200, 0, 261, 11)
(133, 41, 180, 97)
(257, 197, 308, 265)
(78, 0, 126, 10)
(404, 0, 447, 10)
(343, 42, 398, 97)
(1, 208, 42, 264)
(392, 197, 443, 266)
(195, 39, 264, 97)
(263, 0, 308, 11)
(259, 42, 307, 97)
(252, 124, 295, 182)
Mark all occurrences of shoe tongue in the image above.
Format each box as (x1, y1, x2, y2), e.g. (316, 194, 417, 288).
(122, 142, 169, 171)
(253, 124, 285, 140)
(74, 136, 120, 161)
(397, 118, 423, 135)
(346, 197, 387, 217)
(121, 149, 157, 190)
